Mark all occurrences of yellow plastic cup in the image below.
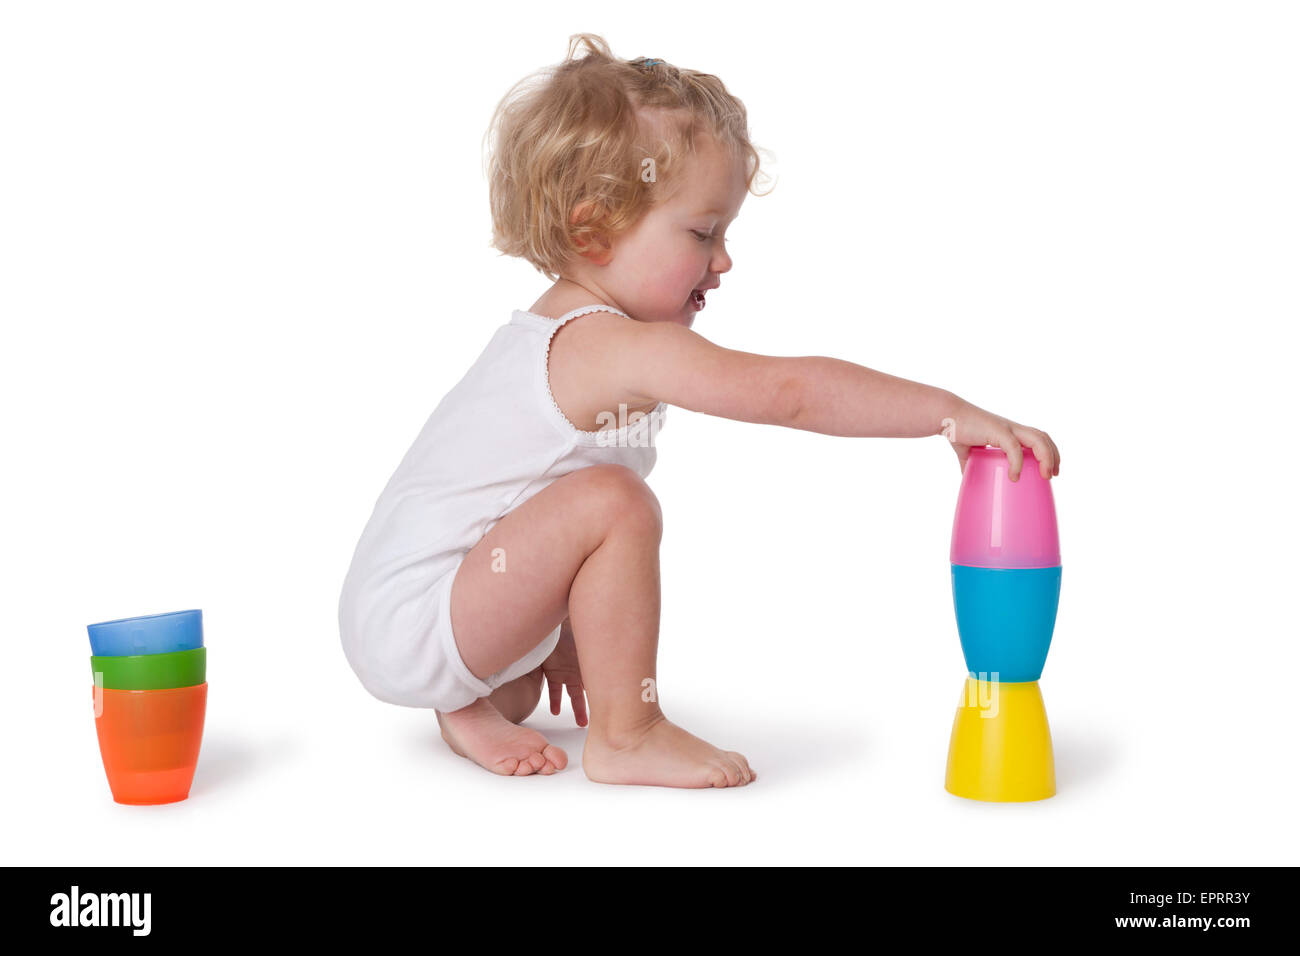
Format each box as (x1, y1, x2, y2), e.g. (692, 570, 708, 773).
(944, 677, 1055, 802)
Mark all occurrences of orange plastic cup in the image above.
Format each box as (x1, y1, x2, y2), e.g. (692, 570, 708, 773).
(93, 683, 207, 805)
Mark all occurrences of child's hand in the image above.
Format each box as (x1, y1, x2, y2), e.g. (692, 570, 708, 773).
(541, 618, 588, 727)
(945, 398, 1060, 481)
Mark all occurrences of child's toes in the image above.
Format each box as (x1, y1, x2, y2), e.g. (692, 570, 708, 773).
(708, 760, 741, 788)
(495, 756, 522, 776)
(721, 755, 757, 787)
(542, 744, 567, 771)
(515, 751, 547, 775)
(727, 752, 754, 782)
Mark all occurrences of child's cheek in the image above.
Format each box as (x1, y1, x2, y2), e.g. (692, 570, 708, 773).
(638, 264, 693, 305)
(665, 258, 701, 295)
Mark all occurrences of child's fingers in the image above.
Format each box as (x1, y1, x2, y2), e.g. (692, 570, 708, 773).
(1041, 431, 1060, 476)
(996, 432, 1025, 480)
(568, 684, 588, 727)
(548, 675, 563, 715)
(1011, 425, 1054, 479)
(1036, 429, 1060, 477)
(952, 442, 971, 474)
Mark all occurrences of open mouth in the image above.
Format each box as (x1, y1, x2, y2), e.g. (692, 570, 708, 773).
(690, 289, 707, 309)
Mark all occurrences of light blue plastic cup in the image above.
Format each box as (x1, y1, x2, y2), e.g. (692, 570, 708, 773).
(87, 609, 204, 657)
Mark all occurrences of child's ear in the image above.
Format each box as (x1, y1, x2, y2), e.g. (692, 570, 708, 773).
(570, 201, 614, 266)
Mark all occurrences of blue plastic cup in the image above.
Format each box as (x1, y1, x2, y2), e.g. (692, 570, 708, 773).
(87, 609, 204, 657)
(950, 567, 1060, 682)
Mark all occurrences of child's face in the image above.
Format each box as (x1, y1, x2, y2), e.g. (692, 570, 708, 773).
(600, 133, 749, 327)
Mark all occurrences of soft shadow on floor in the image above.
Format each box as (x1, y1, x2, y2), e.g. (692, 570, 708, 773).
(403, 711, 870, 789)
(1052, 729, 1122, 794)
(717, 724, 870, 788)
(540, 712, 871, 788)
(404, 722, 587, 761)
(188, 735, 299, 798)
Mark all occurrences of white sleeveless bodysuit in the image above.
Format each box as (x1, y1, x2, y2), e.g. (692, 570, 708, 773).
(339, 305, 666, 711)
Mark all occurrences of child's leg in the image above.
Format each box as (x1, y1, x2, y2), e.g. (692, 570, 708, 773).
(439, 463, 754, 787)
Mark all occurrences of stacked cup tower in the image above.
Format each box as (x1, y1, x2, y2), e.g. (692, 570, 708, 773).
(88, 609, 208, 805)
(945, 446, 1061, 802)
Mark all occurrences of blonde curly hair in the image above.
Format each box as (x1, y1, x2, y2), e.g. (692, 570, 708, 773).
(484, 33, 772, 281)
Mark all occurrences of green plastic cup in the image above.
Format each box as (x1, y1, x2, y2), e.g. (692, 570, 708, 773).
(90, 646, 206, 690)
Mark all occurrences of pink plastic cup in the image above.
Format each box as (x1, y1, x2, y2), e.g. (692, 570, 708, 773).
(950, 445, 1060, 570)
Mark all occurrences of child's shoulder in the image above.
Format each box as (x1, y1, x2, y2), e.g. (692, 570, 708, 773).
(534, 301, 662, 368)
(548, 304, 639, 346)
(545, 307, 660, 430)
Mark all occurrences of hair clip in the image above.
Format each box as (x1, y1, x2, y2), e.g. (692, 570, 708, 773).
(641, 58, 663, 69)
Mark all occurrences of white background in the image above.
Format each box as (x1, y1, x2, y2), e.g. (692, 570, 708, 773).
(2, 1, 1296, 865)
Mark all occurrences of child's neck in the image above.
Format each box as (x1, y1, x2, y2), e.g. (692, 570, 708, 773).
(529, 277, 623, 322)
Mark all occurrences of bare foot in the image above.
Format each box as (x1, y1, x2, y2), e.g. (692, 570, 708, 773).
(582, 714, 756, 788)
(437, 698, 567, 777)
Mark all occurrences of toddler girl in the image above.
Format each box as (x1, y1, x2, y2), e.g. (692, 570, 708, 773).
(338, 34, 1060, 788)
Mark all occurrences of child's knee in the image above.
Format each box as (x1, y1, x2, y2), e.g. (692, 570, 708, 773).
(488, 667, 545, 723)
(580, 464, 662, 536)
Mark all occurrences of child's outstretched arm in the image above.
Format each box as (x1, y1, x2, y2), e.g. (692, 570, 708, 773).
(612, 320, 1060, 481)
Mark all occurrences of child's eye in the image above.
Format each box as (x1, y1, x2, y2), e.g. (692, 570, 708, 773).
(691, 230, 712, 242)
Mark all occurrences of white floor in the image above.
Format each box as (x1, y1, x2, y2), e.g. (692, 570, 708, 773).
(16, 670, 1290, 866)
(15, 447, 1297, 866)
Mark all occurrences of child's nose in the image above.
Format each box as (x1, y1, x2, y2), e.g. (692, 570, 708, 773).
(713, 246, 733, 274)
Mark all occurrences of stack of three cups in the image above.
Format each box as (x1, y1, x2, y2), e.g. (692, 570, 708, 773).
(945, 447, 1061, 802)
(89, 609, 208, 805)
